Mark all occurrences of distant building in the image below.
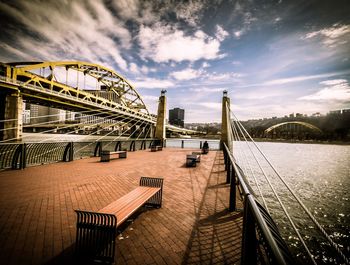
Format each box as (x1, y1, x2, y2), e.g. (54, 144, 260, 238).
(169, 108, 185, 127)
(329, 110, 341, 115)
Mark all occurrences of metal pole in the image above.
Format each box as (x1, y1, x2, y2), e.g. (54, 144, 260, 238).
(226, 157, 231, 184)
(21, 143, 26, 169)
(241, 197, 257, 264)
(229, 164, 236, 211)
(69, 142, 74, 162)
(181, 140, 184, 148)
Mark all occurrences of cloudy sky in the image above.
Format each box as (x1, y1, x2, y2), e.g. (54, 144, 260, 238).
(0, 0, 349, 122)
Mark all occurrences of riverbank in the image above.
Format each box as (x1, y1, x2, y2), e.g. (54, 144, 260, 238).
(251, 138, 350, 145)
(193, 135, 350, 145)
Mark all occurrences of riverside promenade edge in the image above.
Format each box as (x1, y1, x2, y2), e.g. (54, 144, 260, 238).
(0, 148, 243, 265)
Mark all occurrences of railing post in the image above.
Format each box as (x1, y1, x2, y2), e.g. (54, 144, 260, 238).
(129, 140, 136, 151)
(241, 196, 257, 265)
(229, 164, 236, 212)
(94, 141, 103, 157)
(181, 140, 184, 148)
(20, 143, 26, 169)
(68, 142, 73, 161)
(115, 141, 121, 151)
(223, 148, 228, 171)
(12, 143, 26, 169)
(226, 157, 231, 184)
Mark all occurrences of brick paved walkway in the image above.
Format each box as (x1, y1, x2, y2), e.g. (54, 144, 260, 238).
(0, 148, 243, 265)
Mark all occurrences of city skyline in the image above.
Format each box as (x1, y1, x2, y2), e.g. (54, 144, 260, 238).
(0, 0, 349, 122)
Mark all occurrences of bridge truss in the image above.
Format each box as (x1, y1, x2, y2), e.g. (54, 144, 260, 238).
(0, 61, 153, 124)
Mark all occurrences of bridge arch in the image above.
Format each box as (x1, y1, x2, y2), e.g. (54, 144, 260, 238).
(264, 121, 322, 134)
(7, 61, 149, 114)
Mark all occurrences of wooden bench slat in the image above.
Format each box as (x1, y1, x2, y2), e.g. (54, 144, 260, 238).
(99, 187, 158, 213)
(99, 187, 160, 226)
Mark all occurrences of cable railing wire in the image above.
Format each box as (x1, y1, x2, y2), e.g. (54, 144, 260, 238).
(29, 112, 134, 161)
(230, 118, 269, 212)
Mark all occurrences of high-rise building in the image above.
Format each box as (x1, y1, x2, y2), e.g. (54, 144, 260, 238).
(169, 108, 185, 127)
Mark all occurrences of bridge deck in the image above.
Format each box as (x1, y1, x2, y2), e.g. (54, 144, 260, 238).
(0, 148, 243, 265)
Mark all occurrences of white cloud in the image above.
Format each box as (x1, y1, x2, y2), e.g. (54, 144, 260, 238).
(196, 102, 222, 110)
(319, 79, 347, 86)
(233, 12, 257, 39)
(232, 61, 242, 65)
(263, 72, 350, 86)
(175, 1, 205, 27)
(299, 79, 350, 102)
(112, 0, 140, 20)
(189, 87, 224, 93)
(140, 65, 149, 74)
(206, 72, 243, 82)
(202, 62, 210, 68)
(303, 24, 350, 47)
(0, 1, 130, 71)
(170, 68, 203, 80)
(129, 63, 139, 74)
(138, 23, 225, 63)
(132, 77, 175, 89)
(215, 25, 229, 41)
(234, 30, 243, 39)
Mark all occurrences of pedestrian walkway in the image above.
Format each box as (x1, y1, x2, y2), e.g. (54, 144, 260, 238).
(0, 148, 243, 265)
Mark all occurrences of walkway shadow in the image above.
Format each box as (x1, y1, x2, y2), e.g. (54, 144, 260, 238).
(207, 182, 228, 189)
(182, 152, 243, 265)
(182, 209, 243, 265)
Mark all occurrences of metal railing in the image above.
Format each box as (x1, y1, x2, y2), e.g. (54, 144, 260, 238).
(0, 139, 156, 170)
(223, 143, 295, 264)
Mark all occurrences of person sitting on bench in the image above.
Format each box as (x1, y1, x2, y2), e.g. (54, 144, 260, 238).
(202, 141, 209, 154)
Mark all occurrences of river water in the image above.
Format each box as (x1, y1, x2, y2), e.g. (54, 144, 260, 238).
(21, 134, 350, 263)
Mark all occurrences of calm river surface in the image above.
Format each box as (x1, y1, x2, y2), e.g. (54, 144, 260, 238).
(22, 134, 349, 263)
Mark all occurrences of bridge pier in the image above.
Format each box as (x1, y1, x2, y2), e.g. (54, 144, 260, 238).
(155, 90, 167, 145)
(0, 91, 23, 141)
(221, 90, 233, 151)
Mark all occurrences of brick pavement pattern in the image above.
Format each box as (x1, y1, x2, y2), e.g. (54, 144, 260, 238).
(0, 148, 243, 265)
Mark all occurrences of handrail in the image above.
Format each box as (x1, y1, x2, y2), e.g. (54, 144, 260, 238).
(223, 143, 294, 264)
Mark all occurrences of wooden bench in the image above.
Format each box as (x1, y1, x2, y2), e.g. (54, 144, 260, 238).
(100, 150, 127, 162)
(186, 153, 200, 167)
(151, 145, 163, 152)
(75, 177, 163, 263)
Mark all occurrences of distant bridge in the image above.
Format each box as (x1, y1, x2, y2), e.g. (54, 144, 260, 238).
(264, 121, 322, 134)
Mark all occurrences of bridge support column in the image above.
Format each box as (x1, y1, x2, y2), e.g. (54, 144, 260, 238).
(0, 92, 23, 141)
(155, 90, 167, 146)
(221, 90, 233, 151)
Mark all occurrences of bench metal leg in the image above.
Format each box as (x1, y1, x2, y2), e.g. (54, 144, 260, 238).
(119, 152, 127, 158)
(75, 210, 117, 263)
(140, 177, 164, 208)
